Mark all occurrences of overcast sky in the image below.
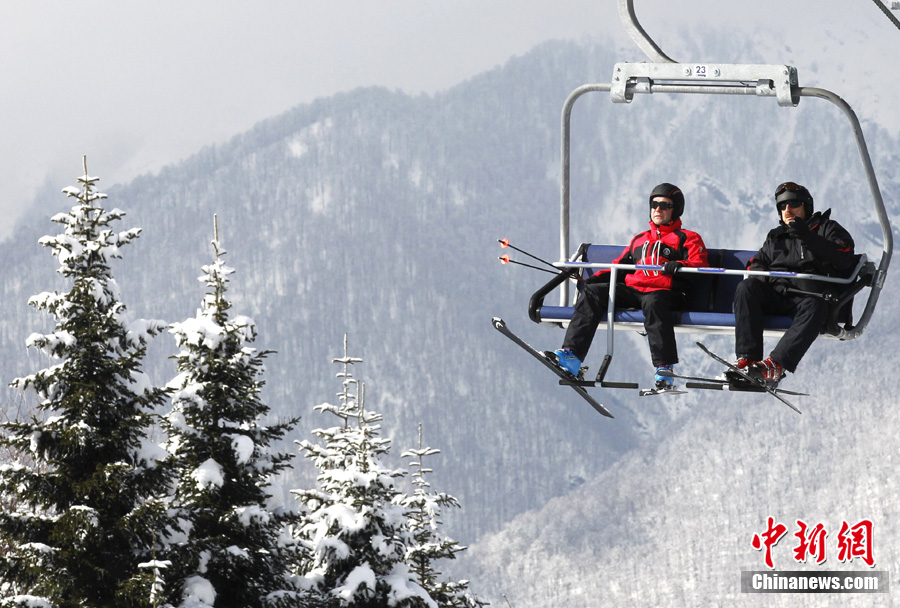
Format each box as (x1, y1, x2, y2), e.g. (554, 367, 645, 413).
(2, 1, 897, 240)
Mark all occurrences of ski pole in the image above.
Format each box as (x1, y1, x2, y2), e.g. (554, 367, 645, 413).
(498, 238, 560, 272)
(499, 254, 587, 282)
(498, 255, 560, 275)
(499, 238, 587, 281)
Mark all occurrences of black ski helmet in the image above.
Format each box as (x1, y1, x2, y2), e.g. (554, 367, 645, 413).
(775, 182, 814, 219)
(649, 183, 684, 221)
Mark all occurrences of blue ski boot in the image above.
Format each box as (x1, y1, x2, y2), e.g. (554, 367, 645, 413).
(552, 348, 582, 378)
(654, 365, 675, 390)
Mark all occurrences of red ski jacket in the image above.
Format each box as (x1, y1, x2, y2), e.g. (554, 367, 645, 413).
(593, 218, 709, 293)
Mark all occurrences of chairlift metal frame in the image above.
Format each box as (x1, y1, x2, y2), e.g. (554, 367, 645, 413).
(529, 0, 894, 388)
(550, 0, 892, 343)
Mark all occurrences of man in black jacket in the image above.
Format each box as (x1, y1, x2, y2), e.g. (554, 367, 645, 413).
(731, 182, 855, 387)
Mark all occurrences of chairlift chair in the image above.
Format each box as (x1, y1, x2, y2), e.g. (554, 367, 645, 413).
(528, 0, 893, 388)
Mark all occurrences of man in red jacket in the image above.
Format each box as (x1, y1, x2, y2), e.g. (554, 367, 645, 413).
(553, 183, 709, 389)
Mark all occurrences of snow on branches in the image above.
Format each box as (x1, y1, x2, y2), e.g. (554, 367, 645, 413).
(1, 160, 172, 608)
(292, 337, 483, 608)
(161, 220, 302, 608)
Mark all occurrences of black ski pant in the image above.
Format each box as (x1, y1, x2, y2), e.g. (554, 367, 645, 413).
(733, 277, 829, 373)
(561, 282, 681, 367)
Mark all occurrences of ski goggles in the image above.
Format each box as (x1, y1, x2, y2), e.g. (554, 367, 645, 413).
(775, 181, 804, 197)
(775, 181, 811, 207)
(777, 199, 806, 212)
(650, 200, 675, 210)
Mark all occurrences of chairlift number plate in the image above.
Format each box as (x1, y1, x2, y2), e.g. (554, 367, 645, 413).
(693, 64, 711, 78)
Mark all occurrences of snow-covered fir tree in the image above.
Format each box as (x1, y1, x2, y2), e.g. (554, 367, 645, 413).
(161, 222, 303, 608)
(0, 161, 172, 607)
(401, 426, 485, 608)
(0, 396, 37, 562)
(292, 337, 436, 608)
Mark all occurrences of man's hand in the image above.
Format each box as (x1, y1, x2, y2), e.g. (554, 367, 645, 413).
(787, 217, 811, 239)
(662, 261, 682, 275)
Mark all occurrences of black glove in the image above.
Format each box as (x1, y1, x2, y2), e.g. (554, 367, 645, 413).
(789, 221, 852, 267)
(787, 217, 811, 239)
(662, 261, 682, 276)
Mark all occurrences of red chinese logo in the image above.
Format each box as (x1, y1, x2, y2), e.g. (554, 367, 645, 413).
(751, 517, 787, 569)
(752, 518, 874, 569)
(793, 519, 828, 565)
(837, 520, 874, 567)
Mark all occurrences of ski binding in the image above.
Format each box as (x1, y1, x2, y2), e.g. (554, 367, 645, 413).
(639, 385, 688, 397)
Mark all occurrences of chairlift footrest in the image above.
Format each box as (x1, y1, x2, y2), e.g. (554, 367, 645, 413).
(558, 379, 640, 389)
(600, 381, 640, 389)
(686, 381, 725, 390)
(559, 379, 596, 387)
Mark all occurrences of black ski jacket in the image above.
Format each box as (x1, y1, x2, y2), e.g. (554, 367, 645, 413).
(748, 209, 855, 295)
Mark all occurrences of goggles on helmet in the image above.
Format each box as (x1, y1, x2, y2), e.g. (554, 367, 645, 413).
(775, 181, 804, 198)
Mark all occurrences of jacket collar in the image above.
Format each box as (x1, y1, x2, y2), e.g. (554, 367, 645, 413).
(647, 217, 683, 234)
(778, 208, 830, 230)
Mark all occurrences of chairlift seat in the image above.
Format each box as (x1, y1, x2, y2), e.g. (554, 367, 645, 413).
(529, 244, 868, 337)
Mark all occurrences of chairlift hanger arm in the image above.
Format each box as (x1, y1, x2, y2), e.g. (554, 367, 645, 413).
(795, 86, 893, 339)
(559, 84, 611, 269)
(798, 87, 894, 276)
(870, 0, 900, 31)
(618, 0, 675, 63)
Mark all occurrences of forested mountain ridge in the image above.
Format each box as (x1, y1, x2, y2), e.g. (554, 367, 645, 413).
(2, 40, 646, 543)
(2, 33, 898, 589)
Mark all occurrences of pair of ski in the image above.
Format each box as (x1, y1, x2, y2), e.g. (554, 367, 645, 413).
(492, 317, 803, 417)
(666, 343, 803, 414)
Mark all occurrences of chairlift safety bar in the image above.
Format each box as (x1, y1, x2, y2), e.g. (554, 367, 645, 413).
(554, 257, 867, 286)
(552, 256, 867, 374)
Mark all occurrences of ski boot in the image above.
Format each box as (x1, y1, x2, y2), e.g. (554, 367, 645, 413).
(654, 364, 675, 390)
(748, 357, 785, 389)
(725, 356, 757, 386)
(551, 348, 583, 378)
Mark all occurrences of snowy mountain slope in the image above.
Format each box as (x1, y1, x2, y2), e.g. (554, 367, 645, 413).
(460, 353, 900, 607)
(1, 28, 898, 566)
(451, 25, 900, 607)
(0, 40, 650, 544)
(459, 291, 900, 606)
